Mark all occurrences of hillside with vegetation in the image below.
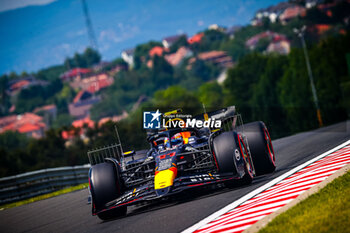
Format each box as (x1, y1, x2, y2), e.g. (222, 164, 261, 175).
(0, 0, 349, 177)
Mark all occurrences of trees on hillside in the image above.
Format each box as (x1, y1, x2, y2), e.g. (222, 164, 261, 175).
(198, 82, 224, 109)
(15, 78, 63, 113)
(153, 86, 202, 115)
(0, 75, 11, 116)
(224, 33, 350, 137)
(64, 47, 101, 69)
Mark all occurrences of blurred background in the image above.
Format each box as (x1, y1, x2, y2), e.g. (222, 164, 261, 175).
(0, 0, 349, 178)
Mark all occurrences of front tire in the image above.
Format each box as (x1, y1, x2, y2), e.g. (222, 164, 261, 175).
(212, 131, 253, 186)
(90, 162, 127, 220)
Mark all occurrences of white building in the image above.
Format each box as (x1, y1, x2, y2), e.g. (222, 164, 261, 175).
(121, 48, 135, 68)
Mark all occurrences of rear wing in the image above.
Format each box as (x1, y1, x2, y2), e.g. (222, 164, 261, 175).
(87, 125, 124, 166)
(193, 106, 236, 121)
(87, 143, 123, 166)
(194, 106, 244, 133)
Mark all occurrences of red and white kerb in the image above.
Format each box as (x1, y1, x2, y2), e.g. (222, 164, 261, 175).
(184, 140, 350, 233)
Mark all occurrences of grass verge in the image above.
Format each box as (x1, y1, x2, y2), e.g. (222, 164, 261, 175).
(0, 183, 88, 210)
(259, 171, 350, 233)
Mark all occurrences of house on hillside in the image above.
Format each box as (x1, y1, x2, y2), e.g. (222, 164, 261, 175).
(0, 115, 17, 129)
(68, 90, 100, 119)
(121, 48, 135, 68)
(147, 46, 170, 68)
(0, 113, 46, 138)
(7, 76, 48, 95)
(70, 73, 114, 94)
(60, 68, 92, 82)
(188, 51, 233, 69)
(251, 2, 295, 25)
(208, 24, 226, 32)
(188, 33, 204, 44)
(279, 5, 306, 24)
(149, 46, 168, 57)
(164, 47, 193, 67)
(266, 39, 291, 55)
(62, 112, 128, 141)
(61, 116, 95, 141)
(245, 31, 287, 50)
(308, 24, 332, 35)
(72, 116, 95, 128)
(162, 34, 187, 48)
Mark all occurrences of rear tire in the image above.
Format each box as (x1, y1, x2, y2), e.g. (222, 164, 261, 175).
(90, 162, 127, 220)
(242, 121, 276, 176)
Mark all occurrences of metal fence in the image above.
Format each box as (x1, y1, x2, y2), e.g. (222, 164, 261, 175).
(0, 164, 91, 205)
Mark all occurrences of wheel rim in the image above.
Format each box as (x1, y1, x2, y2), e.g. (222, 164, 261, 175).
(264, 128, 275, 165)
(238, 136, 254, 177)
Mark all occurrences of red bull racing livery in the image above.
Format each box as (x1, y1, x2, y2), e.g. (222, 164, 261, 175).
(87, 106, 276, 220)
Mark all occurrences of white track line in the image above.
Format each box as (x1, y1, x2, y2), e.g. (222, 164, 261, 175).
(182, 140, 350, 233)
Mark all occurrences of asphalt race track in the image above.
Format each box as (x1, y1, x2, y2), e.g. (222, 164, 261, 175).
(1, 121, 349, 233)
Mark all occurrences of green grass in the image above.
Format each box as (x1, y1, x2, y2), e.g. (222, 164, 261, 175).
(259, 171, 350, 233)
(0, 183, 88, 210)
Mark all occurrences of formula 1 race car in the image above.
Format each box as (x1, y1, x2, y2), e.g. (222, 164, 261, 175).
(87, 106, 276, 220)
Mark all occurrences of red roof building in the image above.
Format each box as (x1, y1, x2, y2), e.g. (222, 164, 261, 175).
(61, 116, 94, 140)
(33, 104, 56, 113)
(162, 34, 187, 48)
(188, 33, 204, 44)
(73, 90, 93, 104)
(315, 24, 331, 34)
(246, 31, 287, 50)
(0, 113, 46, 138)
(72, 116, 95, 128)
(279, 5, 306, 23)
(7, 76, 48, 95)
(69, 91, 100, 119)
(149, 46, 168, 57)
(266, 39, 291, 55)
(164, 47, 193, 66)
(61, 130, 77, 140)
(60, 68, 92, 81)
(188, 51, 233, 69)
(10, 80, 30, 92)
(70, 73, 113, 93)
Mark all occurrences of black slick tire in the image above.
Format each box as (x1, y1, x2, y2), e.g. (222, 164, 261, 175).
(90, 162, 127, 220)
(242, 121, 276, 176)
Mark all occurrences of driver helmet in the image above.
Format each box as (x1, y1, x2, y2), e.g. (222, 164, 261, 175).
(171, 133, 183, 147)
